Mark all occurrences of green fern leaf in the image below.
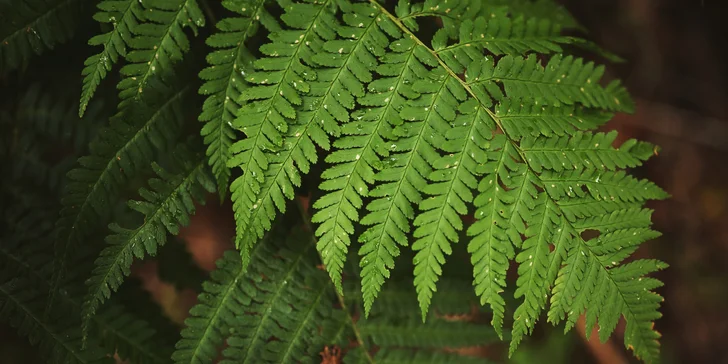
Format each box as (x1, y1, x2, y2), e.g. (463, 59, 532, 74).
(558, 196, 641, 221)
(49, 85, 191, 313)
(572, 207, 654, 232)
(81, 146, 214, 336)
(172, 242, 273, 364)
(220, 234, 334, 364)
(520, 131, 655, 173)
(199, 0, 280, 198)
(79, 0, 143, 116)
(541, 169, 669, 202)
(467, 54, 634, 112)
(495, 100, 611, 138)
(116, 0, 204, 108)
(0, 0, 84, 74)
(434, 16, 572, 74)
(467, 138, 537, 337)
(310, 4, 401, 296)
(228, 0, 339, 263)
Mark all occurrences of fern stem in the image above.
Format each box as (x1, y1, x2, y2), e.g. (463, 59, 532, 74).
(296, 198, 374, 364)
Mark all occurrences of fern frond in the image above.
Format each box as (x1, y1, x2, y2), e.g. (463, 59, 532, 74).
(199, 0, 280, 197)
(408, 78, 488, 320)
(434, 16, 572, 74)
(79, 0, 143, 116)
(228, 0, 340, 263)
(572, 207, 654, 232)
(467, 137, 537, 337)
(541, 169, 669, 202)
(353, 35, 439, 316)
(557, 196, 640, 221)
(220, 234, 335, 364)
(309, 4, 402, 296)
(49, 85, 191, 313)
(364, 4, 668, 361)
(172, 235, 279, 364)
(0, 0, 84, 74)
(509, 196, 562, 352)
(116, 0, 204, 108)
(467, 54, 634, 112)
(495, 100, 611, 138)
(520, 131, 656, 173)
(82, 146, 214, 336)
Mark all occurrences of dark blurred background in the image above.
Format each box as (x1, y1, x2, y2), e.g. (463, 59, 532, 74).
(2, 0, 727, 363)
(562, 0, 728, 363)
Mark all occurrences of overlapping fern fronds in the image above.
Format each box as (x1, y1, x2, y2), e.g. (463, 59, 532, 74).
(50, 80, 192, 313)
(0, 0, 86, 74)
(198, 0, 280, 197)
(80, 0, 204, 112)
(82, 144, 214, 336)
(217, 0, 668, 361)
(0, 0, 669, 363)
(173, 208, 500, 364)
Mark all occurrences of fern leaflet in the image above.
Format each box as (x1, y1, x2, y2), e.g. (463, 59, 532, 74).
(82, 145, 214, 336)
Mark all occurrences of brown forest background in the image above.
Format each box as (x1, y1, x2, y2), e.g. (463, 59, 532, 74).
(2, 0, 727, 363)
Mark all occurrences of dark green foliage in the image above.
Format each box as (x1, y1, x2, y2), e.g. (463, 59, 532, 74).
(82, 144, 215, 335)
(0, 0, 668, 363)
(0, 0, 86, 74)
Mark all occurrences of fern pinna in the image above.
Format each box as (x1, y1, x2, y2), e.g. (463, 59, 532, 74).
(0, 0, 668, 363)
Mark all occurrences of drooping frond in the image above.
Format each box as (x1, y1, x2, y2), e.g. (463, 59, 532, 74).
(0, 0, 85, 74)
(351, 2, 668, 361)
(116, 0, 204, 108)
(79, 0, 143, 116)
(228, 0, 342, 264)
(174, 222, 337, 364)
(82, 145, 214, 336)
(198, 0, 280, 197)
(49, 84, 191, 312)
(310, 4, 401, 296)
(467, 136, 537, 337)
